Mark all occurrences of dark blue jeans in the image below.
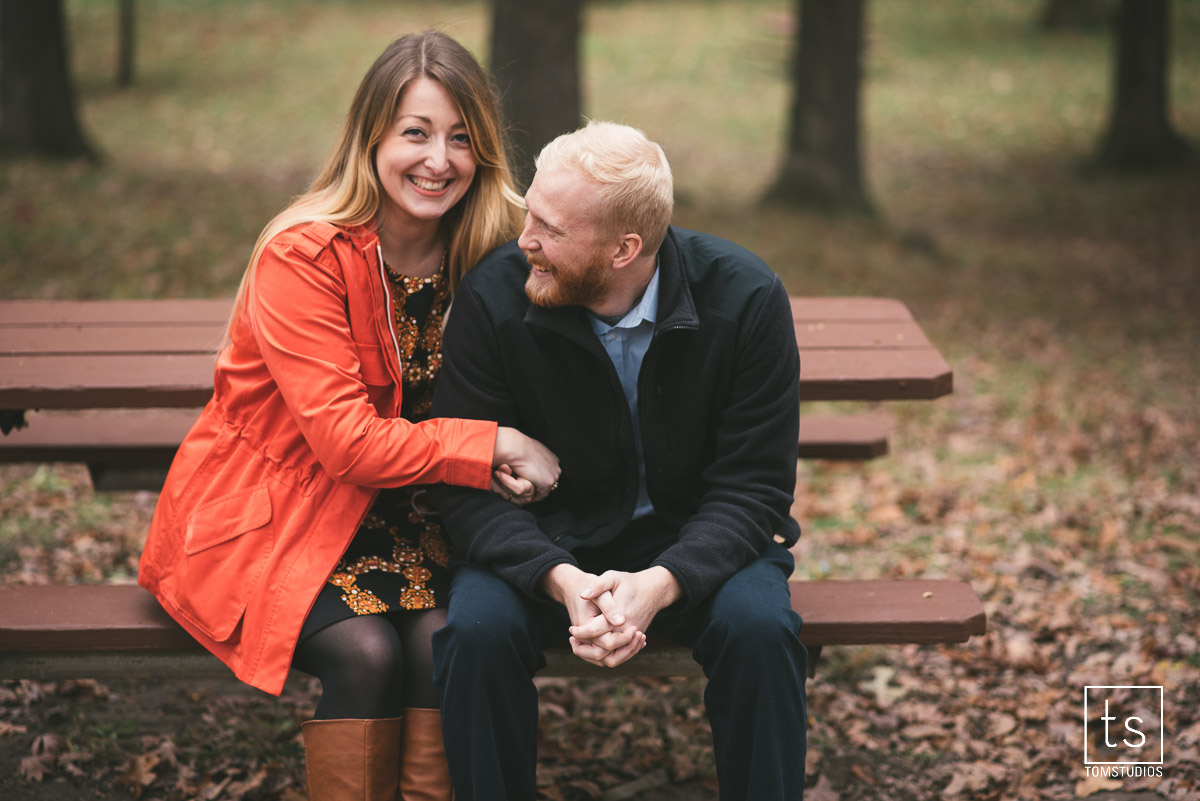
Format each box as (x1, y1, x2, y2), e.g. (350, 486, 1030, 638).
(432, 540, 807, 800)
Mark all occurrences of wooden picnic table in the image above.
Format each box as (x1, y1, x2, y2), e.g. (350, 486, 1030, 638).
(0, 296, 952, 412)
(0, 296, 982, 683)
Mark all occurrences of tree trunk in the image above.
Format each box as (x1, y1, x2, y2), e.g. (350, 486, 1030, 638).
(117, 0, 135, 87)
(490, 0, 582, 191)
(765, 0, 872, 213)
(1094, 0, 1189, 170)
(0, 0, 97, 160)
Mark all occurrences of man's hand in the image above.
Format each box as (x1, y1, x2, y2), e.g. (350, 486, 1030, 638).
(540, 563, 646, 668)
(571, 566, 683, 668)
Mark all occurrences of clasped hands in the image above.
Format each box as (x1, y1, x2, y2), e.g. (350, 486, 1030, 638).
(491, 426, 560, 505)
(541, 563, 683, 668)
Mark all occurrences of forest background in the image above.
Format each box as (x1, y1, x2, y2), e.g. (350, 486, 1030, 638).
(0, 1, 1198, 800)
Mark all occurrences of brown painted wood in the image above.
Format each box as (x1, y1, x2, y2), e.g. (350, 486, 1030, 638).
(0, 409, 198, 455)
(793, 320, 932, 350)
(0, 354, 215, 409)
(0, 297, 952, 408)
(0, 298, 232, 326)
(0, 346, 950, 408)
(0, 325, 224, 355)
(0, 580, 985, 668)
(798, 414, 888, 459)
(799, 349, 952, 400)
(3, 319, 930, 356)
(0, 411, 888, 492)
(791, 296, 914, 321)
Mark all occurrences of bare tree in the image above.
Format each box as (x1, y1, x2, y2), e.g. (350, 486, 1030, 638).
(0, 0, 97, 159)
(1093, 0, 1189, 170)
(490, 0, 582, 190)
(117, 0, 136, 87)
(765, 0, 872, 213)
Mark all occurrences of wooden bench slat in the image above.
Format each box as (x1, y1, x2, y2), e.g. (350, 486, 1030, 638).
(0, 409, 197, 455)
(0, 412, 879, 457)
(0, 580, 985, 681)
(798, 414, 888, 460)
(6, 297, 907, 328)
(798, 350, 953, 400)
(793, 321, 932, 350)
(0, 350, 949, 409)
(0, 326, 223, 356)
(0, 297, 954, 409)
(790, 297, 915, 322)
(0, 412, 889, 492)
(3, 320, 932, 356)
(0, 354, 216, 409)
(0, 299, 232, 327)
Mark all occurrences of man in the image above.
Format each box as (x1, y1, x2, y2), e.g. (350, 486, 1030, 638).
(430, 122, 807, 800)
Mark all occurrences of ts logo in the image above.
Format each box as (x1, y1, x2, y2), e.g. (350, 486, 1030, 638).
(1083, 686, 1164, 765)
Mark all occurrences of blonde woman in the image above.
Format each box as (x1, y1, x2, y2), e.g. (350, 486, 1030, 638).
(138, 32, 558, 801)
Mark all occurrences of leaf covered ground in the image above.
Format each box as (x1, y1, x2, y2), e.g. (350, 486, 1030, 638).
(2, 314, 1197, 800)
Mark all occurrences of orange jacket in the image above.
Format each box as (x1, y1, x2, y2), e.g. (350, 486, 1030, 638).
(138, 221, 497, 695)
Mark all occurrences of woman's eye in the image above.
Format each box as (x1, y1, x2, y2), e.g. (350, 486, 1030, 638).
(403, 127, 426, 138)
(451, 133, 472, 146)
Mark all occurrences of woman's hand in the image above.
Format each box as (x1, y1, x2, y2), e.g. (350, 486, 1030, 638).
(491, 464, 536, 505)
(492, 427, 561, 503)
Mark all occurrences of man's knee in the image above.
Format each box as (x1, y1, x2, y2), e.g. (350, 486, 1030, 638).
(436, 566, 537, 663)
(699, 593, 806, 675)
(714, 600, 801, 646)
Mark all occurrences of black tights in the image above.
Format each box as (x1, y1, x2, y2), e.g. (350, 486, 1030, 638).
(292, 609, 446, 720)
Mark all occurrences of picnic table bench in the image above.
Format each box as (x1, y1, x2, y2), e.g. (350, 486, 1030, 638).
(0, 296, 983, 681)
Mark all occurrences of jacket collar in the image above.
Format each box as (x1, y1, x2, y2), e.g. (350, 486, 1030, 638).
(523, 226, 699, 343)
(651, 227, 699, 334)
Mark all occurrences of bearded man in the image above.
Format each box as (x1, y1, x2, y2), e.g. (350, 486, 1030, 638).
(429, 121, 808, 801)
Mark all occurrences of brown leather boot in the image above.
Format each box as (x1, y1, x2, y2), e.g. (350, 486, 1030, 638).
(302, 717, 403, 801)
(397, 708, 453, 801)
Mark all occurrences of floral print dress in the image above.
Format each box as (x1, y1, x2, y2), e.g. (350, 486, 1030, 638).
(299, 259, 456, 639)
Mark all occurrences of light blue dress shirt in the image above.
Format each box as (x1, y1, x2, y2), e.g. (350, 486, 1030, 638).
(588, 267, 660, 520)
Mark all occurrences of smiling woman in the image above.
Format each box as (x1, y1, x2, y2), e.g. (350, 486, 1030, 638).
(375, 77, 478, 276)
(134, 30, 560, 801)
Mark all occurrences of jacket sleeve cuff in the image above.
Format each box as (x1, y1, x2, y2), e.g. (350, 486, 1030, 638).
(445, 419, 498, 490)
(649, 557, 703, 611)
(526, 554, 579, 601)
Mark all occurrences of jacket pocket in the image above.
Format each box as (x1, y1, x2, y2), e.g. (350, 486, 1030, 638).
(175, 485, 274, 642)
(354, 342, 391, 388)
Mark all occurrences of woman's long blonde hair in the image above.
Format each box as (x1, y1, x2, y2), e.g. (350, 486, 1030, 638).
(227, 31, 523, 337)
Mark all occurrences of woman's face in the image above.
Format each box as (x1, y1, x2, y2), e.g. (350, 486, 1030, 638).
(376, 77, 477, 229)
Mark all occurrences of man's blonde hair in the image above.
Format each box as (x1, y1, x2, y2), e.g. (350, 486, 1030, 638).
(535, 121, 673, 255)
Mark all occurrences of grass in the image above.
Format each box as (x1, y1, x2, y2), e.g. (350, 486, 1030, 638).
(2, 1, 1199, 799)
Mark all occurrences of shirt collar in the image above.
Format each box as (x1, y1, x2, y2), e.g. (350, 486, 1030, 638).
(589, 262, 660, 335)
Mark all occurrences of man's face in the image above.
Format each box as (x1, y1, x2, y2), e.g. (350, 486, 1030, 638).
(518, 167, 615, 309)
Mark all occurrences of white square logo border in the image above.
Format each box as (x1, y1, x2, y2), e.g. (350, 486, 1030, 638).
(1083, 685, 1164, 765)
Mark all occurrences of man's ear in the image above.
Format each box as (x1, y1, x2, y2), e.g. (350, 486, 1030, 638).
(611, 233, 643, 270)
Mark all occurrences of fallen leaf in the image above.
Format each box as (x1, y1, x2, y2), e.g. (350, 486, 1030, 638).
(1075, 771, 1123, 796)
(118, 752, 160, 798)
(19, 754, 52, 782)
(858, 666, 906, 707)
(806, 774, 840, 801)
(988, 713, 1018, 738)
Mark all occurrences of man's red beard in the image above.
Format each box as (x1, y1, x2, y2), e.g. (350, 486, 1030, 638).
(524, 251, 613, 309)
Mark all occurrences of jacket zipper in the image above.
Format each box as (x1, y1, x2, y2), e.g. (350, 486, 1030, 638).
(376, 242, 405, 376)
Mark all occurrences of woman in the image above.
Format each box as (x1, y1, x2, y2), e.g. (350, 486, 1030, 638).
(138, 32, 556, 801)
